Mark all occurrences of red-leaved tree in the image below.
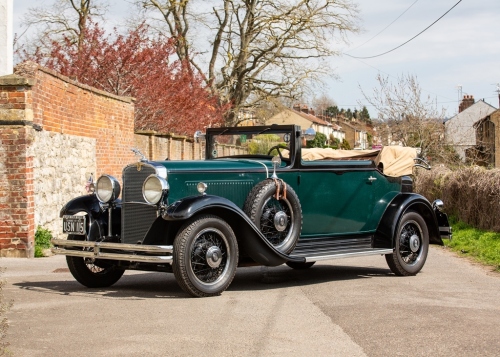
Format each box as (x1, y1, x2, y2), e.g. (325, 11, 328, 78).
(22, 22, 226, 134)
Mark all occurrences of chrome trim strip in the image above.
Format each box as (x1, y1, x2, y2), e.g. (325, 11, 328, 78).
(301, 248, 394, 262)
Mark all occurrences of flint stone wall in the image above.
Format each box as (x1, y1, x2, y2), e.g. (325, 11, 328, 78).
(31, 131, 96, 239)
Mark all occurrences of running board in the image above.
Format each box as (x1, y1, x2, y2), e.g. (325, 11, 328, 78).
(290, 248, 394, 263)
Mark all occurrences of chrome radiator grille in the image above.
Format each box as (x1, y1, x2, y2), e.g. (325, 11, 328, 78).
(122, 164, 158, 244)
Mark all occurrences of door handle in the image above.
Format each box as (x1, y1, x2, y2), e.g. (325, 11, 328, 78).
(368, 176, 377, 183)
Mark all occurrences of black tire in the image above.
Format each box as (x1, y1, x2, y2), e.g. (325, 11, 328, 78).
(173, 215, 238, 297)
(244, 179, 302, 254)
(66, 235, 124, 288)
(286, 261, 315, 270)
(385, 211, 429, 276)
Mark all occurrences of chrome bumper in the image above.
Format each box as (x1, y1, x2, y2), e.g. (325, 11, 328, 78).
(51, 239, 173, 264)
(439, 226, 452, 240)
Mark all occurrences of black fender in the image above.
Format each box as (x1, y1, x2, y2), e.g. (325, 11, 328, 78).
(59, 194, 121, 241)
(163, 195, 305, 266)
(374, 193, 443, 249)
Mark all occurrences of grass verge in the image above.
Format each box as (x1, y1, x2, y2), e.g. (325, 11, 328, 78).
(445, 217, 500, 272)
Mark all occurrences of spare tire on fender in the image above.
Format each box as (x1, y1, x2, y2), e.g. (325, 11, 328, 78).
(243, 179, 302, 254)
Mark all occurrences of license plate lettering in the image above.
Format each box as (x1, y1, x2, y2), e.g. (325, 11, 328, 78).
(62, 215, 86, 235)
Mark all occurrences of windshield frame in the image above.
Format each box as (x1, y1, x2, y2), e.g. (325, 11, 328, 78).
(205, 125, 301, 166)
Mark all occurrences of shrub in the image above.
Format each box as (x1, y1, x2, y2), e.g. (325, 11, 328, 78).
(306, 132, 327, 148)
(248, 134, 283, 155)
(414, 166, 500, 232)
(35, 226, 53, 258)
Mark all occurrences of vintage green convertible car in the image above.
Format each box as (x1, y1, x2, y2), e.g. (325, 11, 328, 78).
(52, 125, 451, 297)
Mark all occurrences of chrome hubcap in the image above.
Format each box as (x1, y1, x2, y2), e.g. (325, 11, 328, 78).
(409, 234, 420, 253)
(206, 246, 223, 268)
(273, 211, 288, 232)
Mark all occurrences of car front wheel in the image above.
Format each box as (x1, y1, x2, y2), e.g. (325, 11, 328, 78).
(385, 211, 429, 276)
(173, 215, 238, 297)
(66, 234, 124, 288)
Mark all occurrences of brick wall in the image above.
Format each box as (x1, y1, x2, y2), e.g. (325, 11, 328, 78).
(0, 62, 247, 257)
(134, 131, 205, 161)
(0, 62, 135, 257)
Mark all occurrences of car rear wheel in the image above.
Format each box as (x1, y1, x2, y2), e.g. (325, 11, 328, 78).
(244, 179, 302, 254)
(66, 234, 124, 288)
(385, 212, 429, 276)
(173, 215, 238, 297)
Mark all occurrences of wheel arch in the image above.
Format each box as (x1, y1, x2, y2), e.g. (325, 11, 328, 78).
(60, 194, 121, 241)
(374, 193, 442, 249)
(163, 195, 305, 266)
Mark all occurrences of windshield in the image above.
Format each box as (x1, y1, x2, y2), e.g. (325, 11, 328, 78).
(206, 126, 295, 160)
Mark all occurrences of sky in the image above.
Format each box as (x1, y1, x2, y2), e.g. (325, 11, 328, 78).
(11, 0, 500, 119)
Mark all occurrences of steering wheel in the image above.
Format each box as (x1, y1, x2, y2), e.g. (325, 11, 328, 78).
(267, 145, 285, 160)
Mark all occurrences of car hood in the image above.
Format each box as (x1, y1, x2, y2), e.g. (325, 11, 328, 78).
(157, 158, 276, 173)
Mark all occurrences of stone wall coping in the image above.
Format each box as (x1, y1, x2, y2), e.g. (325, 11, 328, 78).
(0, 74, 35, 86)
(135, 130, 193, 142)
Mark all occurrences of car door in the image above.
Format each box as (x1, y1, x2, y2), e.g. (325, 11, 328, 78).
(297, 160, 400, 238)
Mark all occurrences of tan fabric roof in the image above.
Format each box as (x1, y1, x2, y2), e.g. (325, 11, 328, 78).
(301, 148, 379, 160)
(295, 146, 418, 177)
(374, 146, 418, 177)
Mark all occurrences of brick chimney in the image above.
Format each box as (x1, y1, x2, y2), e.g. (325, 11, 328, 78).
(459, 95, 475, 113)
(293, 103, 309, 114)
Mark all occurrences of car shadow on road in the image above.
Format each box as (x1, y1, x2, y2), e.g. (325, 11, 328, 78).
(229, 264, 393, 292)
(12, 263, 393, 299)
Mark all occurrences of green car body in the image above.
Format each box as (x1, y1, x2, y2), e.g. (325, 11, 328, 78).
(53, 125, 451, 297)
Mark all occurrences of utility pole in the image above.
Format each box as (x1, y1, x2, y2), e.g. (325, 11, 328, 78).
(0, 0, 13, 76)
(496, 83, 500, 108)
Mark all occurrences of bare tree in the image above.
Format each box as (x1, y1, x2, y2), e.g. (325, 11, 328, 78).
(362, 74, 450, 162)
(18, 0, 106, 55)
(138, 0, 359, 125)
(312, 94, 337, 118)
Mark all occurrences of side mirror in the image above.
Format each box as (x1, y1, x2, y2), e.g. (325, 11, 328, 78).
(194, 130, 206, 143)
(303, 128, 316, 141)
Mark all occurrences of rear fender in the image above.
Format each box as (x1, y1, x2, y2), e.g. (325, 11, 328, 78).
(163, 195, 304, 266)
(374, 193, 443, 248)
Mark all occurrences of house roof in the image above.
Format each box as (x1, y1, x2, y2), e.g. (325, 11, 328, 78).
(271, 108, 343, 130)
(291, 108, 331, 126)
(446, 100, 497, 126)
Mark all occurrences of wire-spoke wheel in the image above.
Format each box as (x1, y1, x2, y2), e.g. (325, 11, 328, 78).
(385, 212, 429, 276)
(66, 234, 124, 288)
(173, 215, 238, 297)
(244, 179, 302, 254)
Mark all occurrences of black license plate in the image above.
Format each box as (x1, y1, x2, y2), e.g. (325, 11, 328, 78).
(62, 215, 87, 235)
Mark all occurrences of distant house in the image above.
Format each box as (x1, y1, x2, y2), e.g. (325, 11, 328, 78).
(444, 95, 497, 161)
(472, 109, 500, 167)
(267, 104, 345, 144)
(332, 118, 369, 150)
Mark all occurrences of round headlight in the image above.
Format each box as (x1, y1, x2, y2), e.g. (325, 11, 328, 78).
(143, 175, 169, 204)
(96, 175, 121, 203)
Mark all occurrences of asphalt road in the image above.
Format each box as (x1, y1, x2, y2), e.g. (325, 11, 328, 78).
(1, 246, 499, 357)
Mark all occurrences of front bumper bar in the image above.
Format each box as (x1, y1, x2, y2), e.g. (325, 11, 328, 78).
(439, 226, 452, 240)
(51, 239, 173, 264)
